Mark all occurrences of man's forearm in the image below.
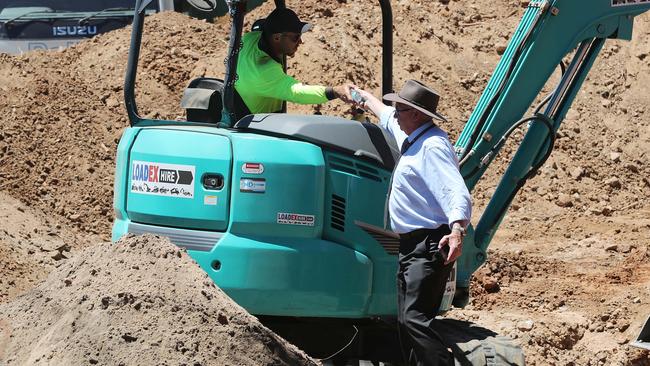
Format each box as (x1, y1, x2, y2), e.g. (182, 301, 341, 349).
(363, 93, 388, 118)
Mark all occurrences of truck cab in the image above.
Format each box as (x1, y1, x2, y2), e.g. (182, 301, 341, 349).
(0, 0, 178, 54)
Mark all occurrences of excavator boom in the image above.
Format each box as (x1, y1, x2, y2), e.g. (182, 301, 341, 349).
(454, 0, 650, 289)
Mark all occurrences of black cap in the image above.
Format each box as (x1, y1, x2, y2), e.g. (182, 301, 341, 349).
(262, 8, 312, 35)
(251, 18, 265, 32)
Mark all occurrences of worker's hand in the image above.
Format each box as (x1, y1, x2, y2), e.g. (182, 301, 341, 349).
(332, 83, 358, 103)
(438, 231, 463, 265)
(351, 89, 385, 118)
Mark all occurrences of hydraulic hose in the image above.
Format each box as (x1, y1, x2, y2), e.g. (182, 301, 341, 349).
(458, 6, 545, 165)
(461, 60, 565, 180)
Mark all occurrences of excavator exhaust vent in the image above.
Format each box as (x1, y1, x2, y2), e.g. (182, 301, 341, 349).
(331, 194, 346, 231)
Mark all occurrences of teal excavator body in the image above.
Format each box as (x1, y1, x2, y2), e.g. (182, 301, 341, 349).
(112, 0, 650, 361)
(113, 116, 399, 318)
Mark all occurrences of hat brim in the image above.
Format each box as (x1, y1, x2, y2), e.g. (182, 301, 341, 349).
(300, 22, 313, 33)
(261, 21, 312, 35)
(383, 93, 447, 122)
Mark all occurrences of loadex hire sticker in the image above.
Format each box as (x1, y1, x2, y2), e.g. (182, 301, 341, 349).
(131, 161, 195, 199)
(277, 213, 315, 226)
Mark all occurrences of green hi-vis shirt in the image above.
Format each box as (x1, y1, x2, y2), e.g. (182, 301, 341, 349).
(234, 31, 329, 114)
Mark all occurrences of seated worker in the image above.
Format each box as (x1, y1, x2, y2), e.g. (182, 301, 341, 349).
(234, 7, 354, 119)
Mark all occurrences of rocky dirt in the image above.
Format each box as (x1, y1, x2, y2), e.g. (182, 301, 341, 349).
(0, 0, 649, 364)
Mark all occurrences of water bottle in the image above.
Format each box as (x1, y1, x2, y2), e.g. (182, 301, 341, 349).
(351, 89, 365, 104)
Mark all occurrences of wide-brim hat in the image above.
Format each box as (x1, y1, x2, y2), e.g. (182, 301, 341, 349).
(383, 80, 447, 122)
(262, 8, 313, 35)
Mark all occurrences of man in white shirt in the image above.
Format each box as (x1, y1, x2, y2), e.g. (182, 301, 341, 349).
(355, 80, 472, 365)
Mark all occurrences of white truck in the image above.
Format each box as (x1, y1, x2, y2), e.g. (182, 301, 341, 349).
(0, 0, 176, 54)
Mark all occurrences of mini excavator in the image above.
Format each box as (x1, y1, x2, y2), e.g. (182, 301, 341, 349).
(113, 0, 650, 363)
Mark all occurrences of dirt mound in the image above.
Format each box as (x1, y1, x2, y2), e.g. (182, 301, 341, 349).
(0, 234, 317, 366)
(462, 233, 650, 365)
(0, 192, 78, 303)
(0, 13, 231, 239)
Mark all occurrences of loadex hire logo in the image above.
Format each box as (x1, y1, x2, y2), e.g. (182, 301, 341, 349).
(131, 161, 195, 199)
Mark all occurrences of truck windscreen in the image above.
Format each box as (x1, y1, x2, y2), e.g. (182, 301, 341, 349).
(0, 1, 158, 13)
(0, 1, 159, 54)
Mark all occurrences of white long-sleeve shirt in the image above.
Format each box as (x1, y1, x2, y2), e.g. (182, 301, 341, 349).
(379, 106, 472, 234)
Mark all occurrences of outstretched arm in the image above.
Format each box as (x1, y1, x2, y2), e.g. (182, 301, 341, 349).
(353, 88, 388, 118)
(262, 64, 356, 105)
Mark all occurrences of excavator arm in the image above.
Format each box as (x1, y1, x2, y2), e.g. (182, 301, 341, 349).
(455, 0, 650, 292)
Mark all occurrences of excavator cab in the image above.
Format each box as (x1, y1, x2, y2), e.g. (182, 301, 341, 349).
(177, 0, 394, 126)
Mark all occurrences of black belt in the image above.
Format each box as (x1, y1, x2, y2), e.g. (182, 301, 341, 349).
(399, 226, 448, 242)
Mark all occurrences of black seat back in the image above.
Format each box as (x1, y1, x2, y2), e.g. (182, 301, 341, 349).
(181, 78, 224, 123)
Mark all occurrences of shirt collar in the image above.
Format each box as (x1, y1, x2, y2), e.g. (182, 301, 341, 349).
(257, 32, 282, 63)
(406, 121, 435, 143)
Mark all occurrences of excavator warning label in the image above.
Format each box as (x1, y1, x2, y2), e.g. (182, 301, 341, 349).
(612, 0, 648, 6)
(131, 161, 195, 198)
(277, 213, 315, 226)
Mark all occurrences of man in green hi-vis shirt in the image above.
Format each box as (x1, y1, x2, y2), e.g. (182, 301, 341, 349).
(234, 7, 355, 119)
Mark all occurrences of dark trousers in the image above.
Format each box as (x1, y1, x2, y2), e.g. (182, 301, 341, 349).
(397, 227, 454, 366)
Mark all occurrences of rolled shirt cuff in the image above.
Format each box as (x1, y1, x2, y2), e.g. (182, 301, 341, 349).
(447, 210, 470, 229)
(325, 87, 336, 100)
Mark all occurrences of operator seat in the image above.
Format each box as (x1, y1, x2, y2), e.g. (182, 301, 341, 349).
(181, 78, 223, 123)
(180, 18, 268, 123)
(181, 78, 250, 123)
(235, 114, 399, 170)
